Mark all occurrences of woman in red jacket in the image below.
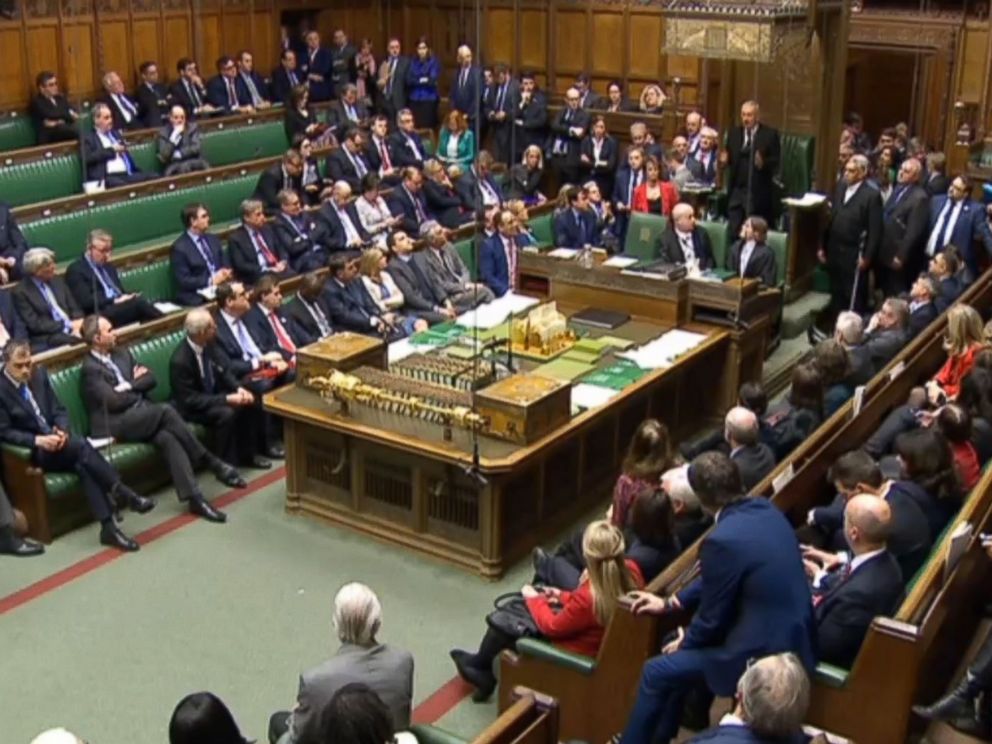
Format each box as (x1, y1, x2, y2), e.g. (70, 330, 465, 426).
(631, 156, 679, 217)
(450, 521, 643, 701)
(928, 304, 986, 402)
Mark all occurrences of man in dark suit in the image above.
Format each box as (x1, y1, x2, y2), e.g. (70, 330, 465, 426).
(450, 45, 482, 127)
(722, 100, 781, 241)
(254, 150, 305, 216)
(365, 116, 401, 184)
(878, 158, 931, 296)
(236, 50, 272, 109)
(135, 61, 173, 128)
(317, 182, 372, 253)
(329, 29, 357, 97)
(725, 407, 775, 492)
(271, 49, 303, 105)
(512, 72, 548, 162)
(28, 71, 78, 145)
(808, 494, 904, 669)
(246, 275, 311, 358)
(388, 168, 431, 236)
(169, 58, 219, 119)
(484, 64, 519, 166)
(574, 74, 602, 110)
(169, 308, 270, 469)
(0, 287, 28, 351)
(657, 203, 714, 270)
(13, 247, 83, 351)
(0, 340, 151, 551)
(170, 202, 233, 306)
(326, 127, 371, 192)
(272, 189, 329, 273)
(548, 88, 591, 186)
(553, 186, 597, 249)
(924, 175, 992, 283)
(818, 154, 883, 315)
(323, 254, 403, 339)
(207, 55, 255, 115)
(863, 297, 910, 370)
(329, 84, 369, 135)
(301, 30, 334, 102)
(924, 152, 949, 197)
(621, 452, 816, 743)
(454, 151, 503, 215)
(81, 316, 241, 522)
(376, 38, 409, 121)
(832, 311, 875, 388)
(65, 229, 163, 326)
(480, 210, 523, 298)
(691, 127, 720, 187)
(284, 271, 333, 343)
(228, 199, 295, 286)
(387, 109, 427, 169)
(727, 216, 777, 287)
(98, 71, 143, 131)
(82, 103, 155, 187)
(908, 274, 939, 338)
(0, 200, 28, 281)
(387, 230, 456, 325)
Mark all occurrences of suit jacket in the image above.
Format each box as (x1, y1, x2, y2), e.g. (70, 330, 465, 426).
(377, 55, 410, 114)
(449, 65, 483, 120)
(81, 129, 140, 182)
(387, 256, 444, 319)
(98, 91, 144, 131)
(513, 91, 548, 155)
(688, 725, 803, 744)
(326, 147, 371, 192)
(863, 326, 909, 370)
(315, 202, 371, 252)
(65, 256, 126, 314)
(909, 301, 938, 338)
(454, 167, 503, 212)
(727, 240, 777, 287)
(0, 365, 69, 448)
(612, 166, 645, 208)
(168, 79, 209, 117)
(0, 289, 28, 344)
(286, 643, 414, 743)
(170, 232, 229, 306)
(925, 172, 949, 198)
(239, 70, 270, 104)
(156, 123, 203, 167)
(825, 182, 884, 266)
(284, 295, 330, 343)
(270, 65, 303, 104)
(413, 244, 473, 299)
(254, 164, 303, 215)
(580, 136, 619, 180)
(12, 277, 81, 348)
(656, 227, 714, 270)
(725, 124, 780, 216)
(880, 183, 930, 268)
(814, 551, 904, 668)
(422, 180, 470, 230)
(244, 304, 309, 354)
(387, 186, 429, 236)
(387, 130, 427, 169)
(730, 443, 776, 492)
(329, 43, 357, 94)
(300, 46, 334, 101)
(228, 224, 292, 285)
(548, 107, 591, 165)
(80, 348, 167, 439)
(927, 196, 992, 278)
(328, 99, 370, 134)
(169, 337, 240, 417)
(479, 233, 515, 298)
(206, 74, 252, 112)
(484, 80, 519, 133)
(29, 94, 76, 137)
(553, 208, 598, 248)
(691, 150, 719, 185)
(213, 310, 272, 378)
(0, 202, 28, 278)
(674, 498, 816, 695)
(272, 212, 328, 273)
(322, 278, 380, 334)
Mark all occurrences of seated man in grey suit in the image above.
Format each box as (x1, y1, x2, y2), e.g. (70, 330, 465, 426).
(269, 582, 414, 744)
(414, 221, 494, 312)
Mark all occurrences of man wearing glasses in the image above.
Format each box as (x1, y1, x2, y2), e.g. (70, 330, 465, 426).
(207, 55, 255, 115)
(547, 87, 590, 187)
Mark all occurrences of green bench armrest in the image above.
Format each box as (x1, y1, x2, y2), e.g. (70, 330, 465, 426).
(814, 661, 850, 688)
(515, 637, 596, 675)
(408, 724, 468, 744)
(1, 443, 32, 461)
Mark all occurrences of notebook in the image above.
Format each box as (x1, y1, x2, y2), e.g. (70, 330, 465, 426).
(570, 308, 630, 330)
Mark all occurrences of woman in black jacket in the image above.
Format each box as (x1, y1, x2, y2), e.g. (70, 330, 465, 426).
(504, 144, 546, 206)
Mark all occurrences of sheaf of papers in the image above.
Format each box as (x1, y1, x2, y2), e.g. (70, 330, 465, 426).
(617, 329, 706, 369)
(547, 248, 580, 259)
(456, 292, 540, 329)
(602, 255, 639, 269)
(87, 437, 115, 449)
(197, 286, 218, 301)
(388, 338, 420, 364)
(782, 192, 827, 208)
(571, 383, 619, 411)
(153, 301, 182, 314)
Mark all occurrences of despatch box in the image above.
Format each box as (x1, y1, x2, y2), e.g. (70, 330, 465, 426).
(297, 333, 387, 383)
(476, 373, 571, 444)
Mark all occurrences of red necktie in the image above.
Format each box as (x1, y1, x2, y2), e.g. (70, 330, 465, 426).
(253, 230, 278, 266)
(269, 313, 296, 354)
(379, 139, 392, 171)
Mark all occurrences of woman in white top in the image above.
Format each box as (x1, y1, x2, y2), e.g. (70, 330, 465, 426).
(355, 173, 399, 249)
(359, 248, 427, 335)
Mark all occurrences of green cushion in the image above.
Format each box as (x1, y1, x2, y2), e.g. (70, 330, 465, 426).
(130, 331, 186, 403)
(408, 725, 467, 744)
(119, 261, 177, 302)
(515, 637, 597, 675)
(50, 364, 88, 436)
(0, 155, 83, 207)
(814, 661, 850, 688)
(767, 230, 787, 287)
(623, 213, 667, 260)
(454, 238, 476, 277)
(530, 213, 553, 247)
(201, 122, 289, 166)
(780, 133, 815, 199)
(0, 113, 37, 151)
(699, 219, 729, 269)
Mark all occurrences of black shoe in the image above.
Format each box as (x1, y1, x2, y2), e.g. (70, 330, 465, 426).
(249, 456, 272, 470)
(213, 463, 247, 489)
(0, 527, 44, 557)
(190, 498, 227, 523)
(128, 494, 156, 514)
(263, 444, 286, 460)
(807, 325, 827, 346)
(531, 547, 548, 573)
(450, 649, 496, 702)
(99, 523, 139, 552)
(913, 678, 978, 722)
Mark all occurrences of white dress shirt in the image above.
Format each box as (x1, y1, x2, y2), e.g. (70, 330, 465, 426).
(96, 130, 128, 174)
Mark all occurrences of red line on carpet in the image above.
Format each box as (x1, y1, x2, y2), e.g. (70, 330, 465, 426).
(0, 467, 286, 616)
(411, 675, 475, 725)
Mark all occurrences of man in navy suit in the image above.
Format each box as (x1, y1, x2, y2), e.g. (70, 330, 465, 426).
(207, 55, 255, 115)
(169, 58, 219, 119)
(0, 287, 28, 350)
(284, 271, 332, 343)
(455, 151, 504, 215)
(236, 50, 272, 109)
(621, 452, 816, 743)
(317, 182, 372, 254)
(553, 186, 597, 249)
(691, 127, 719, 186)
(924, 175, 992, 283)
(908, 274, 939, 338)
(807, 494, 904, 669)
(66, 229, 163, 326)
(82, 104, 155, 188)
(387, 109, 427, 169)
(170, 203, 233, 306)
(301, 30, 333, 102)
(246, 275, 311, 358)
(450, 45, 482, 127)
(388, 168, 431, 236)
(480, 210, 523, 298)
(326, 127, 371, 192)
(548, 88, 591, 186)
(377, 38, 409, 121)
(228, 199, 295, 286)
(271, 49, 303, 105)
(272, 190, 329, 273)
(612, 146, 646, 247)
(13, 247, 84, 351)
(656, 203, 714, 270)
(0, 340, 153, 551)
(484, 64, 519, 166)
(322, 253, 405, 339)
(0, 200, 28, 281)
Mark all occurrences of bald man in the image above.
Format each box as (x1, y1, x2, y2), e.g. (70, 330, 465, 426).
(656, 203, 714, 271)
(725, 406, 775, 492)
(805, 494, 904, 668)
(877, 157, 931, 296)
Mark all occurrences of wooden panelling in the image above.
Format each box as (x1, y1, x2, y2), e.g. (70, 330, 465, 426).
(485, 8, 516, 67)
(195, 13, 222, 71)
(0, 29, 27, 106)
(100, 19, 131, 80)
(163, 14, 192, 70)
(958, 27, 988, 103)
(628, 12, 662, 79)
(25, 25, 61, 88)
(251, 10, 275, 68)
(554, 10, 586, 76)
(131, 19, 163, 77)
(518, 8, 547, 72)
(221, 10, 251, 55)
(61, 24, 96, 96)
(590, 13, 623, 78)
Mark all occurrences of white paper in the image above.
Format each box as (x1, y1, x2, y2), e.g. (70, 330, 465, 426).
(851, 385, 866, 417)
(617, 329, 707, 369)
(571, 383, 619, 411)
(602, 256, 639, 268)
(387, 338, 418, 363)
(782, 191, 827, 208)
(888, 360, 906, 381)
(548, 248, 579, 259)
(154, 301, 182, 314)
(197, 286, 217, 301)
(456, 292, 540, 329)
(944, 521, 974, 583)
(87, 437, 115, 449)
(772, 463, 795, 494)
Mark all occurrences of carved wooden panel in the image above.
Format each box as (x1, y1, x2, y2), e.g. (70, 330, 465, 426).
(591, 12, 623, 77)
(100, 20, 131, 80)
(485, 7, 516, 67)
(26, 26, 60, 85)
(221, 10, 250, 56)
(958, 27, 988, 103)
(0, 29, 27, 106)
(24, 0, 58, 18)
(304, 439, 351, 507)
(629, 12, 663, 78)
(64, 0, 93, 17)
(131, 0, 161, 13)
(162, 0, 187, 11)
(554, 9, 587, 75)
(519, 8, 547, 71)
(131, 19, 162, 73)
(251, 10, 276, 69)
(94, 0, 125, 13)
(163, 15, 192, 69)
(194, 12, 221, 72)
(500, 466, 540, 553)
(61, 23, 95, 96)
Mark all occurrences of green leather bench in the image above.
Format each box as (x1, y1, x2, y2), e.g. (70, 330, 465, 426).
(119, 260, 178, 302)
(623, 213, 667, 260)
(529, 213, 553, 249)
(0, 154, 84, 206)
(0, 113, 37, 152)
(19, 173, 256, 265)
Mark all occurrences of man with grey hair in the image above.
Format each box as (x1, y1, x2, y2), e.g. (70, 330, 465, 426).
(863, 297, 910, 369)
(692, 126, 718, 185)
(548, 87, 590, 186)
(98, 70, 142, 130)
(722, 99, 780, 240)
(661, 465, 710, 548)
(228, 198, 294, 285)
(13, 247, 84, 351)
(819, 152, 883, 316)
(877, 157, 929, 296)
(689, 652, 810, 741)
(832, 310, 874, 387)
(414, 220, 494, 310)
(908, 273, 939, 338)
(65, 229, 163, 326)
(156, 104, 209, 177)
(725, 407, 776, 492)
(316, 180, 371, 253)
(81, 102, 154, 187)
(330, 83, 369, 134)
(269, 582, 414, 744)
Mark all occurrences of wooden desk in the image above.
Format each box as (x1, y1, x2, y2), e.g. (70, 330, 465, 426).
(266, 313, 741, 579)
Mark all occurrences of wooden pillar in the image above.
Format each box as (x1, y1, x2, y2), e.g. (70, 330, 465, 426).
(813, 4, 850, 194)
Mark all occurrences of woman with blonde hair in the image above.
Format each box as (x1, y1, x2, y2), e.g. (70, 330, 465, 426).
(929, 303, 986, 402)
(450, 519, 643, 700)
(359, 247, 427, 336)
(506, 144, 546, 205)
(438, 109, 476, 168)
(638, 84, 666, 114)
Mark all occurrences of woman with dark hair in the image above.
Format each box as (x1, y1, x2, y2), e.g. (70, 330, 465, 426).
(406, 36, 440, 128)
(285, 84, 322, 143)
(766, 363, 824, 460)
(937, 404, 981, 492)
(631, 156, 679, 217)
(957, 369, 992, 463)
(894, 428, 963, 538)
(610, 419, 677, 528)
(318, 683, 395, 744)
(290, 134, 323, 206)
(814, 339, 854, 417)
(580, 115, 618, 199)
(599, 81, 634, 113)
(168, 692, 250, 744)
(727, 215, 778, 287)
(874, 145, 899, 203)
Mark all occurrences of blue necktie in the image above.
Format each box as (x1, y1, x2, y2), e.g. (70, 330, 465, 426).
(200, 351, 215, 393)
(235, 320, 260, 361)
(109, 131, 135, 174)
(20, 384, 51, 434)
(196, 236, 217, 274)
(38, 281, 72, 334)
(930, 200, 955, 256)
(119, 94, 137, 117)
(91, 259, 120, 299)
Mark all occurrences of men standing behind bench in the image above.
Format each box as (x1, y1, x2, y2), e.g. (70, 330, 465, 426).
(81, 316, 241, 523)
(169, 308, 271, 470)
(82, 103, 155, 188)
(171, 202, 233, 306)
(66, 229, 163, 327)
(0, 340, 153, 551)
(228, 199, 296, 286)
(14, 247, 83, 351)
(621, 452, 816, 744)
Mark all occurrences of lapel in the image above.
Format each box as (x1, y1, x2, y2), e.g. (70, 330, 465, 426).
(2, 372, 35, 421)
